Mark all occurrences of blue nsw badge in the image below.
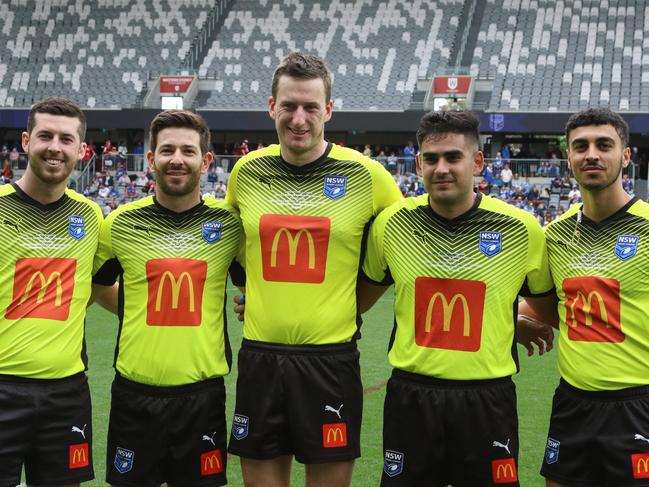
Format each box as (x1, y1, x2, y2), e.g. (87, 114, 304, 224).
(232, 414, 249, 440)
(479, 231, 502, 257)
(545, 438, 560, 464)
(202, 221, 222, 243)
(323, 175, 347, 200)
(614, 234, 639, 260)
(68, 215, 85, 240)
(114, 447, 134, 474)
(384, 450, 404, 477)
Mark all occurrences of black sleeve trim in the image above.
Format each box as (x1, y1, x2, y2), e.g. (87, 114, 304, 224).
(359, 268, 394, 287)
(228, 259, 246, 287)
(92, 258, 122, 286)
(518, 277, 555, 298)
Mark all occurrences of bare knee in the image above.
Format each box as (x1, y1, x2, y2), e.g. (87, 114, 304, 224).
(305, 460, 355, 487)
(240, 455, 292, 487)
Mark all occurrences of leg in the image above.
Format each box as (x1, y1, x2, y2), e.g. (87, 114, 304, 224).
(305, 460, 354, 487)
(29, 485, 79, 487)
(240, 455, 292, 487)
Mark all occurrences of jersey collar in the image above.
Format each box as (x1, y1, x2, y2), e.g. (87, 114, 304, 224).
(11, 182, 69, 210)
(279, 142, 333, 174)
(423, 192, 483, 224)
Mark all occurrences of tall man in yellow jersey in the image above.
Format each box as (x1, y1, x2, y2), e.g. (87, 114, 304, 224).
(0, 97, 105, 486)
(93, 110, 244, 487)
(360, 111, 556, 486)
(530, 109, 649, 486)
(226, 52, 402, 486)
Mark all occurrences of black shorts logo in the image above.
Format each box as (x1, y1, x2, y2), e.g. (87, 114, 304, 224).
(232, 414, 249, 440)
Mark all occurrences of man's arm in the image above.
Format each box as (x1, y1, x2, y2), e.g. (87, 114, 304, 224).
(357, 279, 391, 315)
(90, 282, 118, 315)
(517, 294, 559, 356)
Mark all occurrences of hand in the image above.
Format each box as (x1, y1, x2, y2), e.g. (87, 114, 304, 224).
(233, 294, 245, 322)
(516, 314, 554, 357)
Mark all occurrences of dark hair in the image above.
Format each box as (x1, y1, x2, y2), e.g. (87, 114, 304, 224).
(149, 110, 211, 155)
(565, 108, 629, 148)
(27, 97, 86, 140)
(271, 52, 332, 102)
(416, 111, 481, 149)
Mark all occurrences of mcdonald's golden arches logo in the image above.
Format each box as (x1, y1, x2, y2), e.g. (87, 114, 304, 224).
(414, 277, 486, 352)
(633, 454, 649, 479)
(259, 214, 330, 283)
(145, 258, 207, 326)
(5, 258, 76, 321)
(491, 458, 517, 483)
(69, 442, 89, 469)
(201, 449, 224, 475)
(563, 276, 623, 343)
(322, 423, 347, 448)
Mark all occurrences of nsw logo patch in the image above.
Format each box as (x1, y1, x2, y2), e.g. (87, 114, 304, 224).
(202, 221, 222, 243)
(323, 175, 347, 200)
(114, 447, 134, 474)
(545, 437, 560, 464)
(231, 414, 249, 440)
(614, 234, 639, 260)
(68, 215, 86, 240)
(384, 450, 404, 477)
(479, 231, 502, 257)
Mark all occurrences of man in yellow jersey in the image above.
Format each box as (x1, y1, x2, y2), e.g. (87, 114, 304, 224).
(360, 111, 556, 486)
(527, 108, 649, 486)
(92, 110, 244, 487)
(0, 97, 106, 486)
(226, 52, 402, 486)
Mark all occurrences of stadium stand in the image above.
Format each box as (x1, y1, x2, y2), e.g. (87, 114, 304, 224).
(470, 0, 649, 112)
(0, 0, 219, 108)
(196, 0, 463, 110)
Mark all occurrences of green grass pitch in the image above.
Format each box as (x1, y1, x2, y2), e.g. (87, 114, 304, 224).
(82, 288, 558, 486)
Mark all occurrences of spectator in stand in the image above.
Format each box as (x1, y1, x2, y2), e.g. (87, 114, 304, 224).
(239, 139, 250, 157)
(117, 140, 128, 161)
(117, 171, 131, 186)
(492, 151, 504, 175)
(500, 162, 513, 188)
(622, 173, 634, 195)
(568, 184, 581, 204)
(375, 150, 388, 167)
(522, 177, 532, 195)
(142, 179, 156, 194)
(214, 181, 227, 199)
(403, 140, 416, 174)
(501, 143, 511, 160)
(527, 184, 539, 202)
(386, 151, 398, 174)
(482, 161, 494, 193)
(98, 184, 111, 199)
(207, 166, 218, 188)
(363, 144, 372, 157)
(82, 142, 95, 163)
(2, 159, 13, 183)
(9, 146, 19, 166)
(511, 171, 522, 189)
(101, 170, 114, 187)
(543, 212, 554, 227)
(492, 172, 503, 194)
(135, 172, 148, 188)
(125, 180, 137, 199)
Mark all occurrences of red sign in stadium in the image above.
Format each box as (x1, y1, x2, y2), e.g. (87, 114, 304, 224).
(432, 76, 473, 95)
(160, 76, 194, 94)
(414, 277, 485, 352)
(563, 276, 623, 343)
(145, 258, 207, 326)
(5, 257, 76, 321)
(259, 214, 330, 283)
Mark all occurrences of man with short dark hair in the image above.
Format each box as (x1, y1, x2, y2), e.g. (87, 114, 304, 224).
(523, 108, 649, 487)
(226, 52, 402, 486)
(0, 97, 106, 487)
(93, 110, 244, 487)
(360, 110, 556, 486)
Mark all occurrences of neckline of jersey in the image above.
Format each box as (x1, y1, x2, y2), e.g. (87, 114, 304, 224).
(423, 192, 483, 224)
(11, 182, 69, 210)
(278, 142, 333, 174)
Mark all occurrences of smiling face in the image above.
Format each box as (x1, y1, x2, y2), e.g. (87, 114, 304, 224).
(147, 127, 212, 199)
(567, 124, 630, 192)
(416, 132, 483, 218)
(269, 75, 333, 165)
(22, 112, 85, 187)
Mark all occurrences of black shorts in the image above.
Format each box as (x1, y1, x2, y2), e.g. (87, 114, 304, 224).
(541, 379, 649, 487)
(0, 372, 94, 486)
(381, 369, 519, 487)
(106, 374, 227, 487)
(228, 339, 362, 464)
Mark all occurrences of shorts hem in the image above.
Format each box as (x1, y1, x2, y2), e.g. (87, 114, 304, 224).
(228, 447, 293, 460)
(29, 473, 95, 485)
(294, 452, 361, 464)
(541, 470, 598, 487)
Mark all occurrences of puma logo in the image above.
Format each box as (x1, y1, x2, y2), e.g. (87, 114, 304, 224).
(202, 432, 217, 446)
(635, 434, 649, 444)
(493, 438, 511, 454)
(325, 404, 343, 419)
(71, 424, 87, 439)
